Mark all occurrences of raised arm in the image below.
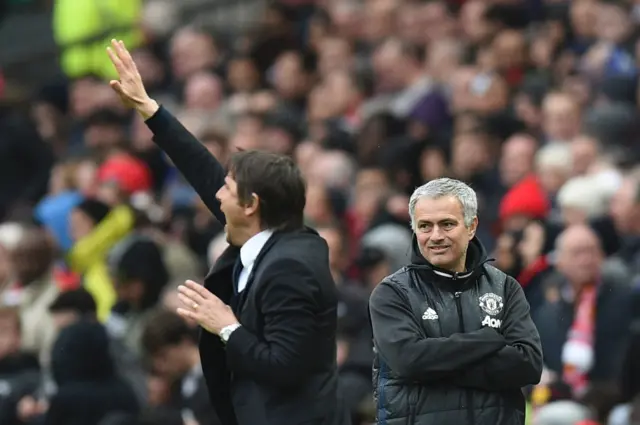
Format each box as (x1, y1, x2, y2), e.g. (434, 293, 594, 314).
(106, 39, 226, 224)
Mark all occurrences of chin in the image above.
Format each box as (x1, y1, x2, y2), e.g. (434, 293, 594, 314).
(428, 256, 455, 270)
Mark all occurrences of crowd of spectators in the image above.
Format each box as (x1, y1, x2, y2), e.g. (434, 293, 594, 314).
(3, 0, 640, 424)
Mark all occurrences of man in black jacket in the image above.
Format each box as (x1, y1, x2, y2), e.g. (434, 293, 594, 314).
(106, 40, 346, 425)
(369, 177, 542, 425)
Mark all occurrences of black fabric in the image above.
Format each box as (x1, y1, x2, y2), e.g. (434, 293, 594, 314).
(49, 288, 97, 315)
(0, 108, 54, 220)
(75, 199, 110, 225)
(533, 274, 634, 385)
(369, 237, 543, 425)
(46, 321, 139, 425)
(146, 107, 349, 425)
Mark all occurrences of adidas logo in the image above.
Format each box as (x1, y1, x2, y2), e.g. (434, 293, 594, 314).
(422, 307, 438, 320)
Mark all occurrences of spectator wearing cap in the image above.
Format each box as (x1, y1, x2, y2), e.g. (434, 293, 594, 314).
(96, 153, 154, 206)
(499, 174, 550, 232)
(67, 199, 135, 321)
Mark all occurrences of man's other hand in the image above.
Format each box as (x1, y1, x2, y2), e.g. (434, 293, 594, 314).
(106, 39, 159, 119)
(176, 280, 239, 335)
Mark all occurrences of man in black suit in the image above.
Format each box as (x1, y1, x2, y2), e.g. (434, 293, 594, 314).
(106, 40, 347, 425)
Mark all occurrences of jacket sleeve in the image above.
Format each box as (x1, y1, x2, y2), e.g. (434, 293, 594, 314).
(145, 106, 226, 225)
(453, 276, 543, 390)
(224, 259, 324, 387)
(369, 281, 506, 382)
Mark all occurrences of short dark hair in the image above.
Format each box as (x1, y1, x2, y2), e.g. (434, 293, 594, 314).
(229, 150, 306, 231)
(141, 309, 193, 357)
(49, 288, 97, 316)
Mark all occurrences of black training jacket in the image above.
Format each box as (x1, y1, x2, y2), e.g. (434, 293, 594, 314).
(369, 237, 543, 425)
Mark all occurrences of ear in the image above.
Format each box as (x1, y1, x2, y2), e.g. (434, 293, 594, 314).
(243, 193, 260, 217)
(468, 217, 479, 240)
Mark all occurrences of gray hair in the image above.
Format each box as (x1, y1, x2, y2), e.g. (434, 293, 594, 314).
(409, 178, 478, 230)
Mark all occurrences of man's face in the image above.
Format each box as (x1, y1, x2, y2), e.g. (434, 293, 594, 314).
(184, 73, 223, 111)
(610, 179, 638, 233)
(216, 175, 251, 246)
(542, 95, 580, 142)
(84, 124, 125, 150)
(500, 136, 536, 187)
(273, 53, 305, 99)
(414, 196, 477, 272)
(151, 343, 190, 381)
(556, 229, 602, 287)
(596, 3, 631, 44)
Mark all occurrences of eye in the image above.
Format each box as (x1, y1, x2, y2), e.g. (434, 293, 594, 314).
(443, 222, 455, 230)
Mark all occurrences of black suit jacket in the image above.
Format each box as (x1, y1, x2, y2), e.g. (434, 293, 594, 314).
(146, 107, 349, 425)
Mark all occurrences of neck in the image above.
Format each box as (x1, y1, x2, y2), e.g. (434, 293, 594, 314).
(451, 257, 467, 273)
(405, 70, 424, 87)
(236, 224, 264, 247)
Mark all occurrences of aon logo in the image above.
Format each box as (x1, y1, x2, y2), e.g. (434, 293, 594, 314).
(482, 315, 502, 329)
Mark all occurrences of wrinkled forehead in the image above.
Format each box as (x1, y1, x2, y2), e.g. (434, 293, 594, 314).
(414, 196, 465, 221)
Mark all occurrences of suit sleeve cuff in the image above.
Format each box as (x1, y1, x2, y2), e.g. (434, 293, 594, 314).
(144, 105, 172, 135)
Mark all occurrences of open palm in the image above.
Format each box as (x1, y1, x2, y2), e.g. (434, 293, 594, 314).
(106, 39, 156, 115)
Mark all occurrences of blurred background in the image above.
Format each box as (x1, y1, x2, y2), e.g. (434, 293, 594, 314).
(1, 0, 640, 424)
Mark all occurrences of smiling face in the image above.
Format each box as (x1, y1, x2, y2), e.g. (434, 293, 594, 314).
(414, 195, 477, 272)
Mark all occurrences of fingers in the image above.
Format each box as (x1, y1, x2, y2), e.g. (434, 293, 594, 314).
(106, 45, 125, 75)
(109, 80, 124, 95)
(107, 39, 137, 76)
(178, 283, 207, 305)
(113, 39, 134, 71)
(117, 40, 136, 67)
(177, 293, 197, 310)
(177, 307, 198, 321)
(184, 280, 212, 299)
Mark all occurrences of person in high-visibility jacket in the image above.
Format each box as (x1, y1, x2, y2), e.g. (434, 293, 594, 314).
(53, 0, 143, 80)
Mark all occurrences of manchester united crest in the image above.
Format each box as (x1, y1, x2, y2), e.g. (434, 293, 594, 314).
(479, 293, 503, 316)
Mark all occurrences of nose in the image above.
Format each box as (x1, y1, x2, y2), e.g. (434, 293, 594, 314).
(431, 226, 445, 242)
(215, 187, 223, 202)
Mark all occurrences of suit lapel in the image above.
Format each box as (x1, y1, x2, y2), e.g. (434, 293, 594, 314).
(205, 245, 240, 303)
(235, 232, 282, 311)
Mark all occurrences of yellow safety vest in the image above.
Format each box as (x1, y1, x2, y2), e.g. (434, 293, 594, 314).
(53, 0, 143, 80)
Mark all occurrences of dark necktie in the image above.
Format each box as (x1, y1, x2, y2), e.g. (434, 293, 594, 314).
(232, 256, 243, 295)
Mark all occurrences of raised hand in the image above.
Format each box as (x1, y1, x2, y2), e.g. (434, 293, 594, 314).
(106, 39, 159, 119)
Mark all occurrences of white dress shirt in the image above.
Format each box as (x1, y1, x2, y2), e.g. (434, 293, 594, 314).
(237, 230, 274, 292)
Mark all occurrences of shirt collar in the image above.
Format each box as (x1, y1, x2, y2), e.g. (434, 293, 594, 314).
(240, 230, 274, 268)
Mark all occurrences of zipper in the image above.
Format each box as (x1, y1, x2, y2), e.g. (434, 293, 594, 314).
(454, 291, 475, 425)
